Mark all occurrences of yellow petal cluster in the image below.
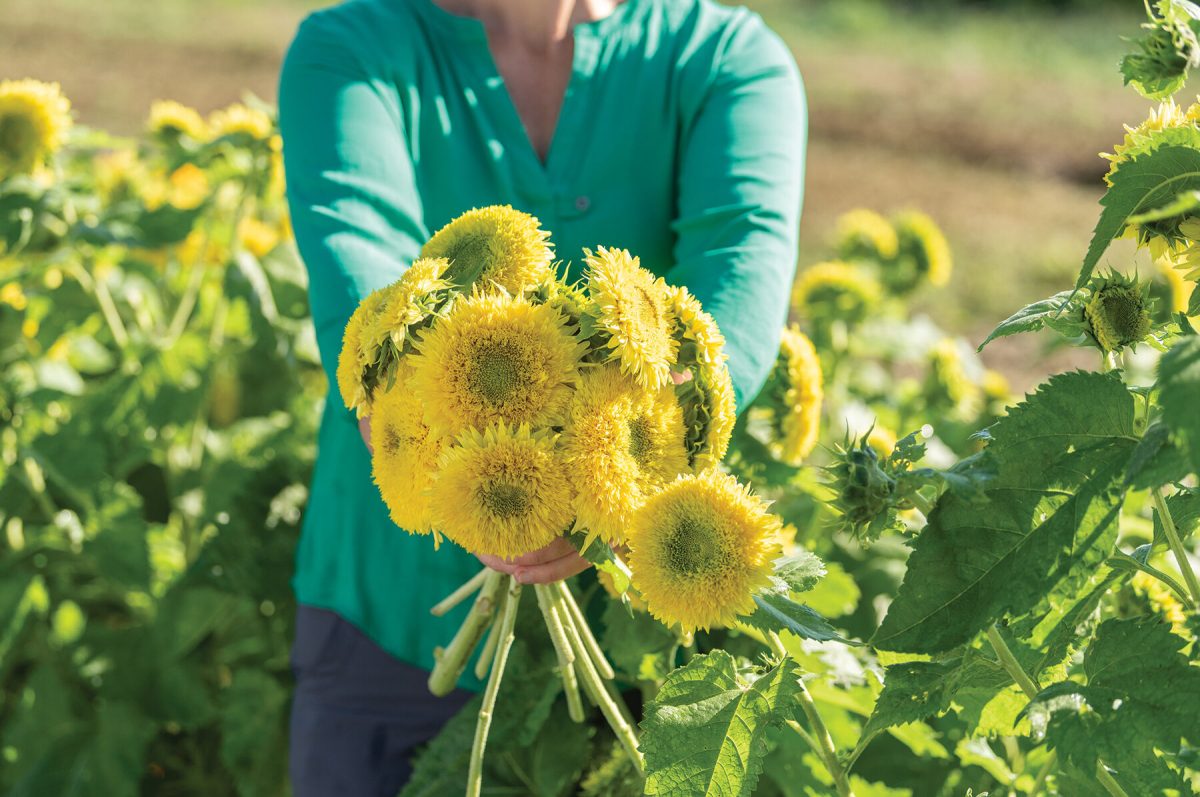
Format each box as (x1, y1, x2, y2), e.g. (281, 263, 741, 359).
(336, 285, 392, 415)
(627, 470, 782, 633)
(561, 366, 689, 545)
(835, 208, 899, 262)
(0, 79, 72, 177)
(209, 103, 274, 140)
(422, 205, 553, 294)
(370, 377, 441, 535)
(147, 100, 208, 140)
(586, 246, 678, 388)
(893, 210, 952, 288)
(432, 424, 575, 559)
(690, 362, 737, 472)
(777, 326, 824, 465)
(666, 284, 726, 368)
(408, 290, 582, 436)
(792, 260, 882, 326)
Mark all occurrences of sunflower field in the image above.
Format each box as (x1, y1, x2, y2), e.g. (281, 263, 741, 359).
(2, 0, 1200, 794)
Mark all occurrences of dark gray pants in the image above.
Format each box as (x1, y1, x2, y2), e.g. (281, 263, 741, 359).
(288, 605, 472, 797)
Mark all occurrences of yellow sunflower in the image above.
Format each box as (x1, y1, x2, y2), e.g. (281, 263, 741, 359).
(691, 363, 737, 472)
(586, 246, 678, 388)
(0, 79, 72, 177)
(147, 100, 208, 140)
(432, 423, 575, 559)
(336, 285, 393, 415)
(408, 291, 583, 436)
(777, 326, 823, 465)
(627, 470, 782, 634)
(665, 284, 726, 369)
(561, 365, 689, 546)
(208, 103, 274, 140)
(791, 261, 882, 327)
(1101, 99, 1190, 183)
(377, 257, 451, 350)
(891, 210, 953, 290)
(421, 205, 554, 294)
(835, 208, 899, 263)
(370, 379, 442, 536)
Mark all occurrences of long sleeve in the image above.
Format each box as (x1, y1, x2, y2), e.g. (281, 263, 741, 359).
(667, 11, 807, 410)
(279, 13, 425, 391)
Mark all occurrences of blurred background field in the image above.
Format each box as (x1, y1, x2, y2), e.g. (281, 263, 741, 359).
(0, 0, 1152, 377)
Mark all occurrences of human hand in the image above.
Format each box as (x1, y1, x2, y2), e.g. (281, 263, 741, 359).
(359, 415, 373, 454)
(476, 537, 590, 584)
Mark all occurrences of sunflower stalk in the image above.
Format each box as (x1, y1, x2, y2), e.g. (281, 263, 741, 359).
(555, 580, 615, 680)
(535, 584, 585, 723)
(768, 633, 855, 797)
(473, 616, 500, 681)
(467, 576, 522, 797)
(428, 569, 504, 697)
(1152, 486, 1200, 604)
(431, 567, 490, 617)
(562, 602, 645, 776)
(1095, 761, 1132, 797)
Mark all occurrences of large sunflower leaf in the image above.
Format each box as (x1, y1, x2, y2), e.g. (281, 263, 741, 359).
(641, 650, 802, 797)
(1157, 336, 1200, 472)
(1078, 140, 1200, 292)
(873, 372, 1137, 654)
(1026, 619, 1200, 795)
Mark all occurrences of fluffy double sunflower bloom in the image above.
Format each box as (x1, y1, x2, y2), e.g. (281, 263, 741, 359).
(626, 470, 782, 633)
(0, 79, 72, 178)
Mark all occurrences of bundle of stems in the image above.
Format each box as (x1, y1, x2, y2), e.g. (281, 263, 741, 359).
(427, 567, 645, 797)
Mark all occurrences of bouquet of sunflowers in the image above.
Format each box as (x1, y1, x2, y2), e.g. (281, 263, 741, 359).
(337, 205, 792, 795)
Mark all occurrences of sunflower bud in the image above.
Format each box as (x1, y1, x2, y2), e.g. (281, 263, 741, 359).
(826, 438, 897, 542)
(1083, 272, 1153, 353)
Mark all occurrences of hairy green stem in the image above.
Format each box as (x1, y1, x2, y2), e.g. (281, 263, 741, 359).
(1029, 750, 1057, 796)
(986, 624, 1040, 700)
(555, 580, 616, 680)
(430, 567, 489, 617)
(467, 577, 522, 797)
(1152, 487, 1200, 604)
(793, 691, 855, 797)
(428, 570, 503, 696)
(535, 584, 584, 723)
(769, 634, 855, 797)
(1095, 761, 1131, 797)
(563, 605, 644, 776)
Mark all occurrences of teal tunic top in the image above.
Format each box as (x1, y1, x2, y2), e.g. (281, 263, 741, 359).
(279, 0, 806, 685)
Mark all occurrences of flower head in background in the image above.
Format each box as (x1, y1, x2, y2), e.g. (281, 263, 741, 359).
(0, 79, 71, 178)
(148, 100, 208, 141)
(835, 208, 898, 264)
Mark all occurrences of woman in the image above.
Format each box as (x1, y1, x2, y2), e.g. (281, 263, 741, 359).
(278, 0, 805, 792)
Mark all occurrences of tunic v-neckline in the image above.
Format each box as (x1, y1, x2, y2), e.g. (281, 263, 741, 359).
(412, 0, 638, 181)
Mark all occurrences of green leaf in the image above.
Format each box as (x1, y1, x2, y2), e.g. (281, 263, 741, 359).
(641, 650, 803, 797)
(1125, 420, 1193, 489)
(602, 599, 679, 683)
(873, 372, 1137, 653)
(1127, 189, 1200, 224)
(219, 669, 289, 794)
(770, 550, 826, 594)
(1153, 486, 1200, 544)
(1078, 143, 1200, 292)
(1028, 619, 1200, 795)
(977, 290, 1078, 350)
(1158, 336, 1200, 472)
(742, 593, 852, 644)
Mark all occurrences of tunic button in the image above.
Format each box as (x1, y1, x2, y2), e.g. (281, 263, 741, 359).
(574, 195, 591, 212)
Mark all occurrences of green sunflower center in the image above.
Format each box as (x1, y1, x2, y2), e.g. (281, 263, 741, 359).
(627, 414, 653, 466)
(1095, 288, 1150, 346)
(0, 113, 40, 164)
(468, 339, 525, 405)
(481, 482, 532, 519)
(663, 514, 723, 577)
